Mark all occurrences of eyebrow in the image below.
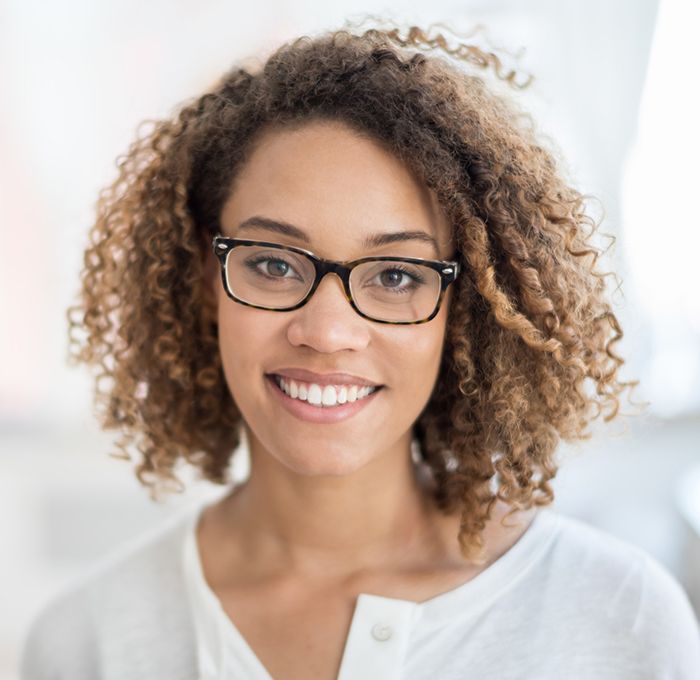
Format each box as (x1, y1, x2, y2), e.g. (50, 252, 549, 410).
(236, 215, 440, 257)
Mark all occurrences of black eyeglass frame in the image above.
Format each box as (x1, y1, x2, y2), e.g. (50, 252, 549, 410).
(212, 235, 461, 325)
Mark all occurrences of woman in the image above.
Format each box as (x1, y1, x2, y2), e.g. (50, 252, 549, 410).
(21, 23, 700, 680)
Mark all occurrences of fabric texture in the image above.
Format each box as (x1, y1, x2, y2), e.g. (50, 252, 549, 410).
(20, 501, 700, 679)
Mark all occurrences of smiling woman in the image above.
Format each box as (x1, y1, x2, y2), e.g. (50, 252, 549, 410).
(209, 119, 460, 474)
(21, 20, 700, 680)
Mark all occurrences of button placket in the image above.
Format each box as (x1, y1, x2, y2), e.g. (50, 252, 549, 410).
(337, 594, 420, 680)
(371, 623, 393, 641)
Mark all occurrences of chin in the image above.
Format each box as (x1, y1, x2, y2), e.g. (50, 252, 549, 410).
(271, 443, 373, 478)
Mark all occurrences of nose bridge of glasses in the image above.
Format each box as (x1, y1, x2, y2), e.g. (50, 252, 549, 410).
(311, 259, 352, 301)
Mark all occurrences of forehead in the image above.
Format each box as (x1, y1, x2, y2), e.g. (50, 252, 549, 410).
(219, 120, 454, 258)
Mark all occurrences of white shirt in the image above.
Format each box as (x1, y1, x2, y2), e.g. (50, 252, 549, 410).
(21, 500, 700, 679)
(182, 504, 700, 679)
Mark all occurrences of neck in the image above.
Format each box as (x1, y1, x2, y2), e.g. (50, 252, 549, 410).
(218, 431, 454, 579)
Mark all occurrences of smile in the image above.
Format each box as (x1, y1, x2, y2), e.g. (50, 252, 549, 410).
(265, 374, 384, 424)
(271, 374, 380, 407)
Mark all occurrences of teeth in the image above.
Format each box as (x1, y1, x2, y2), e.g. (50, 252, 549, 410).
(275, 376, 378, 407)
(307, 384, 322, 406)
(321, 385, 336, 406)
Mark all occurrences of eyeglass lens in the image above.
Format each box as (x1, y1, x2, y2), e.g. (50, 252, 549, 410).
(224, 244, 442, 322)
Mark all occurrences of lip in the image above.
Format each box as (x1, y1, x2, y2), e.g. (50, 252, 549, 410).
(266, 368, 382, 388)
(265, 374, 383, 424)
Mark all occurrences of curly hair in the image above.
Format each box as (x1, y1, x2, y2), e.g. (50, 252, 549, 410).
(67, 22, 642, 563)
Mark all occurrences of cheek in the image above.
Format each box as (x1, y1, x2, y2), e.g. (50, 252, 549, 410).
(216, 303, 277, 401)
(412, 299, 450, 389)
(390, 322, 447, 395)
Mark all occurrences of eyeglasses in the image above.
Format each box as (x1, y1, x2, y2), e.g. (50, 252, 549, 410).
(212, 236, 461, 325)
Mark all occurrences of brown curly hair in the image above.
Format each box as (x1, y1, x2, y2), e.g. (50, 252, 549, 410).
(67, 22, 642, 563)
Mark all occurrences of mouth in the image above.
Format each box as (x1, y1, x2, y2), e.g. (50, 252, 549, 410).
(263, 372, 385, 424)
(265, 373, 384, 407)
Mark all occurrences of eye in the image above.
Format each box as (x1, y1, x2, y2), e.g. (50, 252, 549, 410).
(367, 264, 426, 294)
(245, 255, 301, 279)
(379, 267, 417, 288)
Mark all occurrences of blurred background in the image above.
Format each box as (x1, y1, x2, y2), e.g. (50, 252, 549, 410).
(1, 0, 699, 677)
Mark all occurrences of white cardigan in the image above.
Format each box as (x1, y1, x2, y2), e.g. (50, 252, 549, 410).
(20, 501, 700, 679)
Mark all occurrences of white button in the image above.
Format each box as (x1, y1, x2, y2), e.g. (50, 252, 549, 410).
(371, 623, 393, 641)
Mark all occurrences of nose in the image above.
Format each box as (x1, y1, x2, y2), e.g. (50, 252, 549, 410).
(285, 272, 371, 353)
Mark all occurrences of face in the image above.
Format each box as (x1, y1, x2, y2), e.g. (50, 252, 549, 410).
(207, 119, 455, 478)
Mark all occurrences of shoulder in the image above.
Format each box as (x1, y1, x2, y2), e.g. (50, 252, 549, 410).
(631, 552, 700, 673)
(545, 511, 651, 589)
(537, 510, 700, 675)
(19, 504, 200, 680)
(546, 510, 698, 625)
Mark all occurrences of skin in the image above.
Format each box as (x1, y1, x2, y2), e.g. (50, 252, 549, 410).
(200, 119, 537, 678)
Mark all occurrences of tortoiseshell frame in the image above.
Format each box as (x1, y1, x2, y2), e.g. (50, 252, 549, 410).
(212, 235, 461, 325)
